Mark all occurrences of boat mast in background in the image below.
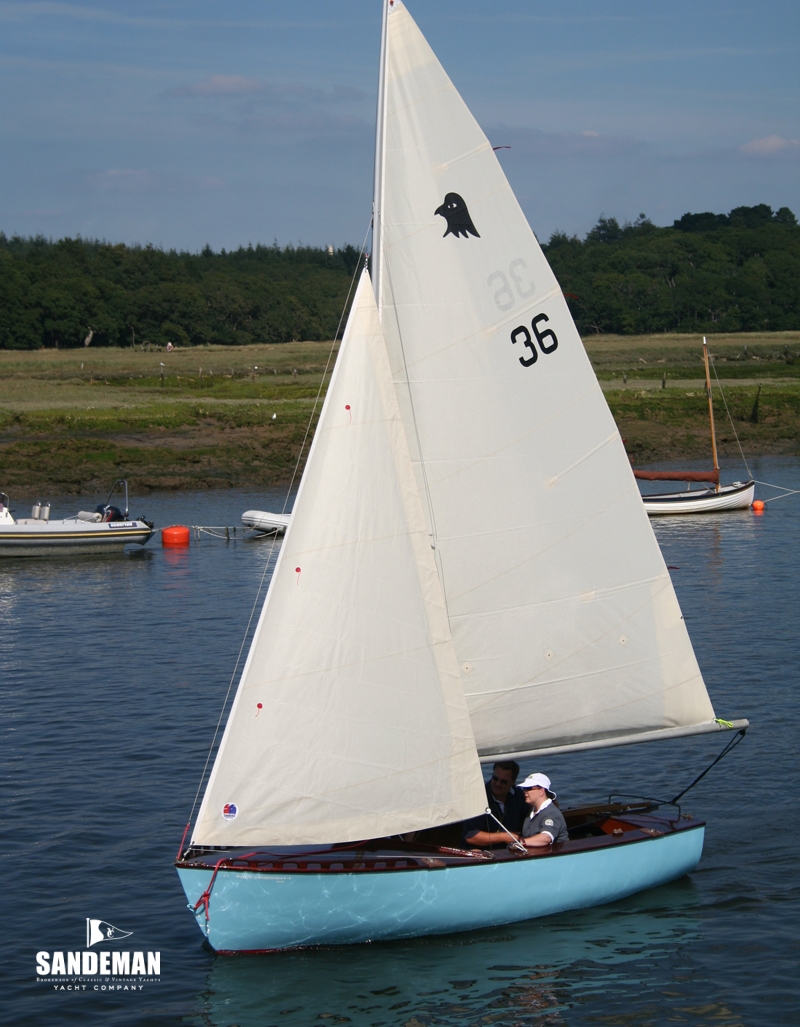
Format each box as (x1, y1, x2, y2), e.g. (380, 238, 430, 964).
(703, 337, 721, 493)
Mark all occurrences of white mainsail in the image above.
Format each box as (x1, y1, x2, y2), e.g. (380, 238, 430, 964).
(193, 272, 487, 847)
(375, 2, 742, 758)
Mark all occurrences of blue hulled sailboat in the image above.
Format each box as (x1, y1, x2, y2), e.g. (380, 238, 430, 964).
(175, 1, 746, 953)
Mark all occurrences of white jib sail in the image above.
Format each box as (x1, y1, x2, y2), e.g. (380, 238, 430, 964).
(193, 272, 487, 847)
(376, 3, 737, 758)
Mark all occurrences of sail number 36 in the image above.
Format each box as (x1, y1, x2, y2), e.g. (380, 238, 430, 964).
(510, 314, 558, 367)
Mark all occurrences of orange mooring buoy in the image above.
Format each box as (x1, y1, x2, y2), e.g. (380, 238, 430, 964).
(162, 524, 191, 546)
(752, 500, 765, 513)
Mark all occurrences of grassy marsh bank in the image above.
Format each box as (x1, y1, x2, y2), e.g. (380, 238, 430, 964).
(1, 334, 799, 495)
(0, 343, 336, 495)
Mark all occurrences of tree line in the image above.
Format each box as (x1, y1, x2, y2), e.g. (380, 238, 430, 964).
(0, 236, 362, 350)
(1, 202, 797, 349)
(544, 204, 799, 335)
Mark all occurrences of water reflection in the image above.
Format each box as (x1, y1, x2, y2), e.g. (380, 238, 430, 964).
(163, 545, 192, 569)
(191, 882, 703, 1027)
(5, 473, 798, 1027)
(652, 509, 759, 545)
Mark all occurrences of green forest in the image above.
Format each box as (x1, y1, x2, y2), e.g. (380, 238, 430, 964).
(0, 202, 797, 349)
(0, 237, 362, 350)
(545, 203, 799, 336)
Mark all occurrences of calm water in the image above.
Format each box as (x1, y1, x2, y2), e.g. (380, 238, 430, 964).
(2, 459, 799, 1027)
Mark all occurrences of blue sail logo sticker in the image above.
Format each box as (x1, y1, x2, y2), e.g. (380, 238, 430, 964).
(222, 803, 238, 821)
(86, 919, 133, 947)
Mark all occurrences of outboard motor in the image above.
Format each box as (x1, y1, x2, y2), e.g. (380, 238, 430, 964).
(31, 501, 41, 519)
(39, 502, 51, 522)
(96, 504, 125, 523)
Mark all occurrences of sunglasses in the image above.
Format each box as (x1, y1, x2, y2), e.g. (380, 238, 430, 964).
(491, 775, 512, 784)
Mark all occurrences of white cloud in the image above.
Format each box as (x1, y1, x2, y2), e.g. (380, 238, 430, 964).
(171, 75, 265, 97)
(0, 1, 173, 27)
(163, 76, 370, 140)
(85, 169, 230, 194)
(19, 207, 61, 217)
(87, 169, 155, 191)
(166, 76, 366, 104)
(0, 1, 335, 32)
(741, 135, 800, 155)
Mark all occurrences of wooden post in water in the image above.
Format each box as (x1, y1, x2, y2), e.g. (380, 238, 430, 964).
(703, 337, 720, 492)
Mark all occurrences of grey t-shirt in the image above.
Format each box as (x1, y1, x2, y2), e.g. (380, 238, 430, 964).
(521, 801, 568, 844)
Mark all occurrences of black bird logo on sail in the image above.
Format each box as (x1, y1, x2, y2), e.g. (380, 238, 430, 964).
(434, 193, 480, 239)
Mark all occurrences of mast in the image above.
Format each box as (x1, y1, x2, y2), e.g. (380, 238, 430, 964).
(703, 337, 720, 492)
(371, 0, 389, 312)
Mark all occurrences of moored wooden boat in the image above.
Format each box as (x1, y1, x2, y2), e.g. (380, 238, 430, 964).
(635, 339, 756, 515)
(640, 479, 755, 515)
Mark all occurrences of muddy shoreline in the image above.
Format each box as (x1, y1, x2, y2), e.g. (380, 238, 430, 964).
(2, 413, 797, 498)
(2, 335, 799, 495)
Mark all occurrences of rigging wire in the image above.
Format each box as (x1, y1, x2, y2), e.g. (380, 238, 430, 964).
(709, 356, 753, 479)
(670, 727, 747, 805)
(609, 728, 748, 813)
(752, 483, 800, 503)
(710, 356, 800, 503)
(182, 222, 373, 841)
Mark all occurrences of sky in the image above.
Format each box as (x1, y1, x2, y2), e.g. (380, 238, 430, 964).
(1, 0, 798, 252)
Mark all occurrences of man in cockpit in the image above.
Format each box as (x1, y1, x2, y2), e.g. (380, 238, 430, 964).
(461, 760, 526, 848)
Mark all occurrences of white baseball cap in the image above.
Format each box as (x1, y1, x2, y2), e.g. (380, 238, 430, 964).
(519, 773, 556, 799)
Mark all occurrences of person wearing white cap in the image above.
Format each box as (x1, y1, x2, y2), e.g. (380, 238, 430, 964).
(518, 773, 569, 847)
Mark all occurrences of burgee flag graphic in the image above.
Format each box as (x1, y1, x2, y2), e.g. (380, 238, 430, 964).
(86, 919, 133, 947)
